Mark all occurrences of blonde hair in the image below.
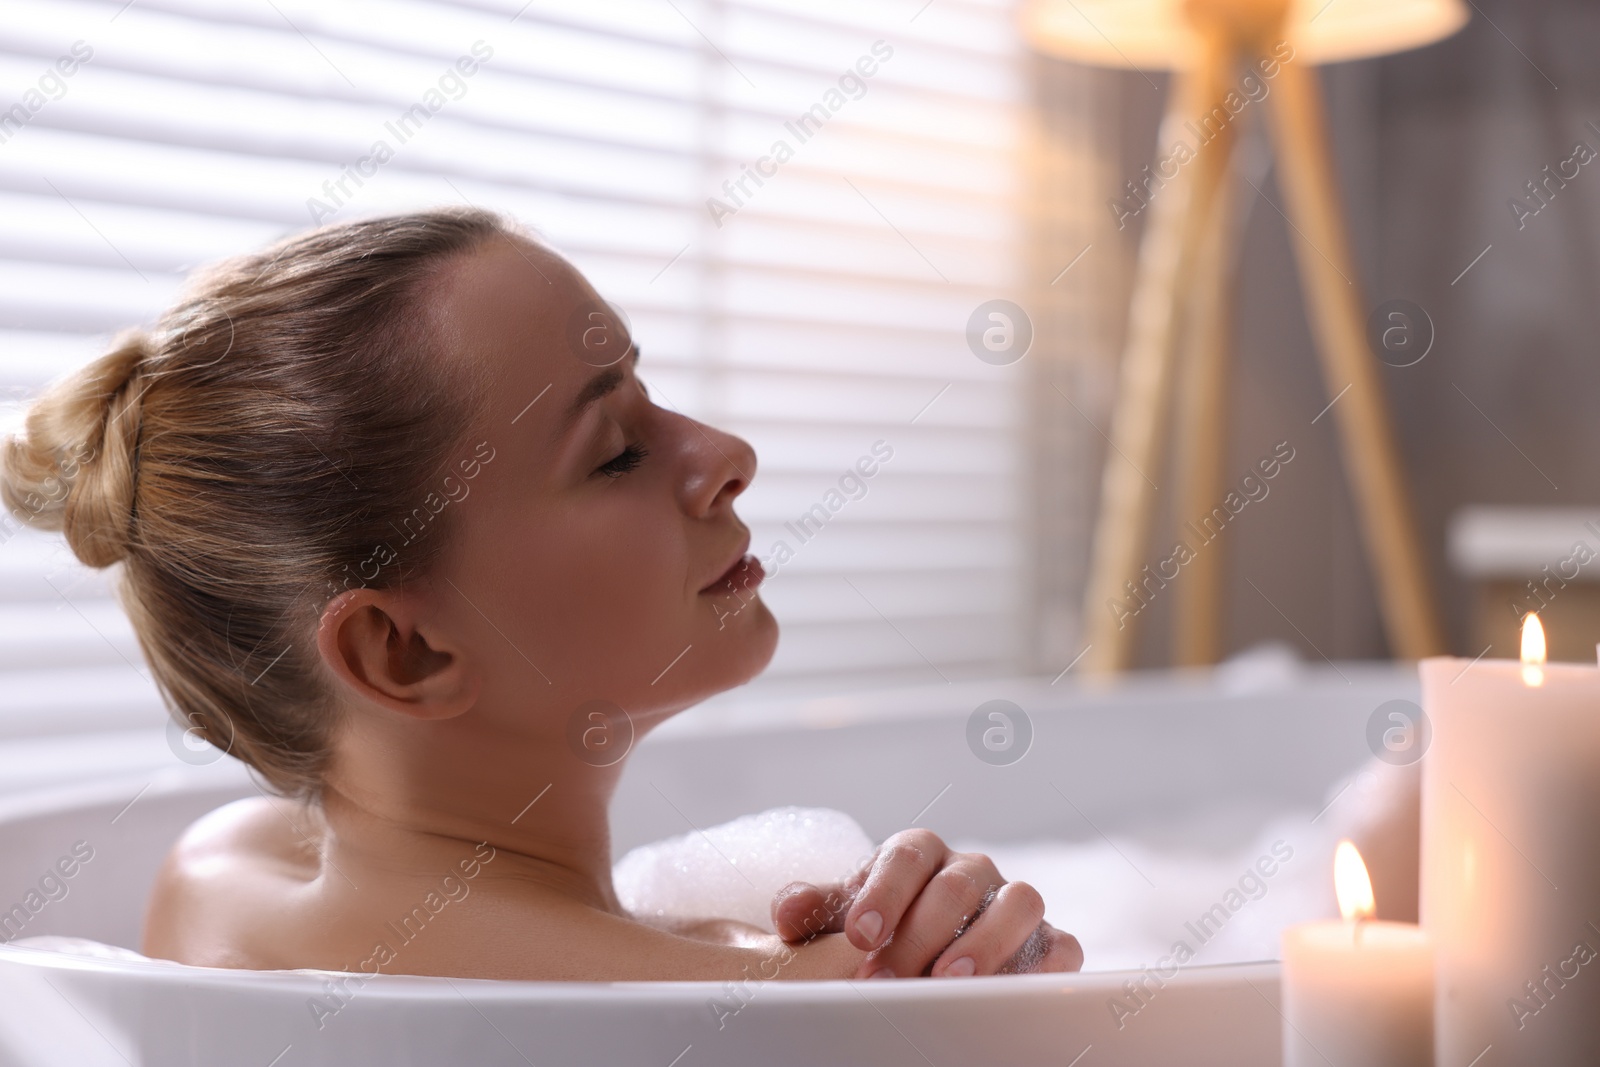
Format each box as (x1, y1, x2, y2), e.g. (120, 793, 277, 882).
(0, 206, 512, 798)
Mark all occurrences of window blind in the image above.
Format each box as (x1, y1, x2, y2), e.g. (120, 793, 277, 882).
(0, 0, 1030, 737)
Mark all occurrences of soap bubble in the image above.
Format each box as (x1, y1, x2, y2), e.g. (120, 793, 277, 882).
(614, 806, 874, 933)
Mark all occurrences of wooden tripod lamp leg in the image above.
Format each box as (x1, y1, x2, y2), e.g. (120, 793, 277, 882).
(1264, 59, 1447, 660)
(1081, 38, 1237, 673)
(1172, 112, 1243, 668)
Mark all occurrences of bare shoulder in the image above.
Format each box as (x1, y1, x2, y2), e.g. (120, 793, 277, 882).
(139, 803, 869, 982)
(140, 796, 320, 965)
(173, 796, 318, 862)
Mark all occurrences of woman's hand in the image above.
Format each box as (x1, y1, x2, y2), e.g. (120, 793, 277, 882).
(770, 828, 1083, 978)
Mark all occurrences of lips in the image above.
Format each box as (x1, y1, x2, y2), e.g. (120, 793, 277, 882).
(700, 541, 765, 595)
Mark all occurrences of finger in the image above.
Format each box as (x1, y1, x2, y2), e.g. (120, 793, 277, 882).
(929, 881, 1046, 977)
(842, 829, 949, 952)
(996, 922, 1054, 975)
(855, 855, 998, 978)
(771, 880, 854, 942)
(770, 849, 877, 942)
(1030, 924, 1085, 973)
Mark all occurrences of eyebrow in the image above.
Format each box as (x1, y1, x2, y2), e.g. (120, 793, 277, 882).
(554, 344, 641, 440)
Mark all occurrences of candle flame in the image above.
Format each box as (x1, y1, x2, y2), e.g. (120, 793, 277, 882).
(1334, 839, 1375, 922)
(1521, 612, 1546, 687)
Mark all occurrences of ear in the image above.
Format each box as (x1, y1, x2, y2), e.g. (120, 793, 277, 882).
(315, 587, 479, 721)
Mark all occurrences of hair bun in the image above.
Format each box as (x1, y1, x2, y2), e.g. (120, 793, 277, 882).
(0, 328, 154, 568)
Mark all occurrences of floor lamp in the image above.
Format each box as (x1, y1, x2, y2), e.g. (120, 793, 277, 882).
(1022, 0, 1468, 672)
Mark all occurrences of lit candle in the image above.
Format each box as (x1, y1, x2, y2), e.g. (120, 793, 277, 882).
(1281, 841, 1435, 1066)
(1420, 612, 1600, 1064)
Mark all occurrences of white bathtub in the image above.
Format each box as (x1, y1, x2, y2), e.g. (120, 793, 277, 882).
(0, 661, 1416, 1066)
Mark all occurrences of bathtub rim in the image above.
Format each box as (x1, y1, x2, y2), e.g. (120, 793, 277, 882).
(0, 935, 1281, 1005)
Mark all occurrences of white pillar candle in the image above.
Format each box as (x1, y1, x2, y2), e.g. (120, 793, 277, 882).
(1420, 614, 1600, 1065)
(1282, 841, 1435, 1066)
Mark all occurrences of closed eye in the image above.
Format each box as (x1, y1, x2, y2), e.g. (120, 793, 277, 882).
(596, 441, 648, 478)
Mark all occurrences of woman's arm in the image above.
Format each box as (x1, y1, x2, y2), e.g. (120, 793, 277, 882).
(441, 896, 871, 981)
(476, 836, 1088, 982)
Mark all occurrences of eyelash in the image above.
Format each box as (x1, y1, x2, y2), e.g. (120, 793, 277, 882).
(597, 441, 649, 479)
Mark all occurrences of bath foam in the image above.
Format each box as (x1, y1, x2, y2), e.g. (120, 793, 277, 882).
(614, 806, 874, 933)
(950, 760, 1410, 973)
(952, 809, 1342, 973)
(624, 759, 1409, 968)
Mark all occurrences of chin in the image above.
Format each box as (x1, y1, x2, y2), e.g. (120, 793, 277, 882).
(702, 597, 780, 695)
(741, 600, 780, 679)
(639, 598, 779, 719)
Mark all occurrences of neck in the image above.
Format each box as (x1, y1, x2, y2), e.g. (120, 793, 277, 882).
(319, 717, 629, 914)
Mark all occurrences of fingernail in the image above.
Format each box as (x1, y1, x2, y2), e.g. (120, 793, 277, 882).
(866, 966, 894, 979)
(855, 910, 883, 944)
(944, 956, 976, 977)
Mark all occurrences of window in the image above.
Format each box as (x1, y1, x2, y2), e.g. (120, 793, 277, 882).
(0, 0, 1033, 737)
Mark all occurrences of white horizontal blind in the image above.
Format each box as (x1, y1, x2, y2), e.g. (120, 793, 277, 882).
(0, 0, 1030, 736)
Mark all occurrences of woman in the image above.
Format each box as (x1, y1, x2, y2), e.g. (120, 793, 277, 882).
(0, 207, 1082, 982)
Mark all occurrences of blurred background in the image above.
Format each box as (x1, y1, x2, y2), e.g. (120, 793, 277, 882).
(0, 0, 1593, 743)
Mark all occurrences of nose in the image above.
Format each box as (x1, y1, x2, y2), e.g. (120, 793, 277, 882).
(675, 415, 757, 519)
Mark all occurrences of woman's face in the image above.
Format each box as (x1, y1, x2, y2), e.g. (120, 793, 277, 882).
(417, 235, 776, 744)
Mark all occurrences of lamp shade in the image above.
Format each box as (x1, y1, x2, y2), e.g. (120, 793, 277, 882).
(1020, 0, 1469, 68)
